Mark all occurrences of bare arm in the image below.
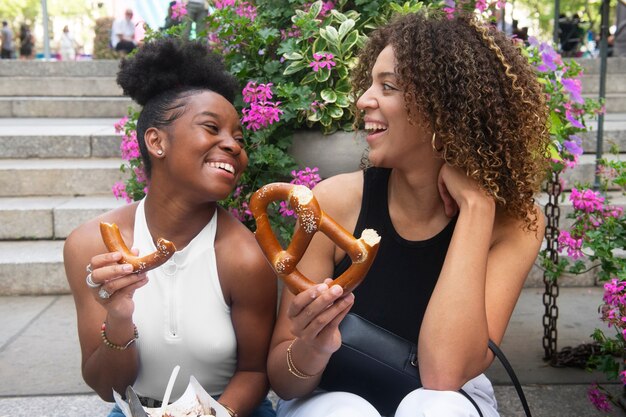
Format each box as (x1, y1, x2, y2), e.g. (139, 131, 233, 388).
(418, 164, 545, 389)
(64, 208, 148, 401)
(214, 210, 277, 417)
(267, 172, 362, 399)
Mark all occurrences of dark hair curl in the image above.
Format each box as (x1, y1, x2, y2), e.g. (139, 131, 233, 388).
(116, 37, 239, 177)
(352, 12, 550, 231)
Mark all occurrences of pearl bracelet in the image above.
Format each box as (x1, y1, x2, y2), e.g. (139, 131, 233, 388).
(100, 322, 139, 350)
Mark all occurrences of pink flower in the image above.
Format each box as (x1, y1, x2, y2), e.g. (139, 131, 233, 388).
(561, 78, 584, 104)
(279, 201, 295, 218)
(565, 109, 585, 128)
(557, 230, 584, 259)
(291, 167, 321, 189)
(588, 384, 612, 412)
(570, 188, 605, 213)
(120, 131, 141, 161)
(112, 181, 132, 203)
(309, 53, 336, 72)
(242, 81, 274, 104)
(241, 101, 283, 131)
(114, 116, 128, 134)
(235, 2, 256, 20)
(171, 1, 188, 20)
(215, 0, 236, 8)
(474, 0, 488, 13)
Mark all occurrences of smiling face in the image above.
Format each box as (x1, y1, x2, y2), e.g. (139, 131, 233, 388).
(153, 90, 248, 203)
(356, 45, 431, 168)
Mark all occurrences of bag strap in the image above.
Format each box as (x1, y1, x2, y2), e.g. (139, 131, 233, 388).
(488, 339, 532, 417)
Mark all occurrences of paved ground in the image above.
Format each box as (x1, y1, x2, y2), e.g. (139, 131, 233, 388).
(1, 287, 625, 417)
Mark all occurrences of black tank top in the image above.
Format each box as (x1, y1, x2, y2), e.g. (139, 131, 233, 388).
(333, 168, 457, 343)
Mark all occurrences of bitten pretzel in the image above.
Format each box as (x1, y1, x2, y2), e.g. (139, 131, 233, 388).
(100, 222, 177, 273)
(250, 183, 381, 295)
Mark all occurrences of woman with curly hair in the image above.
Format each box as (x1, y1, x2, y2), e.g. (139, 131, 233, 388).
(267, 11, 549, 417)
(64, 37, 276, 417)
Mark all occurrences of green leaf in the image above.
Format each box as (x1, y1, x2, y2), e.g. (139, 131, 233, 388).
(283, 60, 309, 76)
(314, 67, 332, 82)
(307, 110, 322, 122)
(338, 19, 355, 40)
(300, 71, 317, 85)
(549, 110, 562, 135)
(321, 89, 337, 103)
(341, 30, 359, 54)
(320, 26, 339, 45)
(335, 93, 350, 108)
(328, 105, 344, 119)
(283, 52, 304, 60)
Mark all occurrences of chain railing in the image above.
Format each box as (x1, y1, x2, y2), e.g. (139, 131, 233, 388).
(542, 170, 561, 362)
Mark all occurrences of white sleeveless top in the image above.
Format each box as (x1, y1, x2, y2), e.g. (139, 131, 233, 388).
(132, 199, 237, 400)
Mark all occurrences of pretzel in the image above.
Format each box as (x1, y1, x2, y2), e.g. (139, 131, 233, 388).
(250, 183, 381, 295)
(100, 222, 177, 273)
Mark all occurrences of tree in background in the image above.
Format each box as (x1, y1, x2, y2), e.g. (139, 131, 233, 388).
(513, 0, 618, 39)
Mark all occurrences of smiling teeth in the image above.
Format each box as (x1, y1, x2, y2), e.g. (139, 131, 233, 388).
(207, 162, 235, 174)
(364, 122, 387, 132)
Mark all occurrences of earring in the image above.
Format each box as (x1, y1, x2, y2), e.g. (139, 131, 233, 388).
(431, 132, 443, 152)
(156, 149, 163, 156)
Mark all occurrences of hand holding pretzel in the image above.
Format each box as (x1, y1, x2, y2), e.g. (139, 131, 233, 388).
(249, 183, 380, 295)
(99, 222, 176, 273)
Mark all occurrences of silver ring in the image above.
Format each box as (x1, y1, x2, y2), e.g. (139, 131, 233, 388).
(86, 273, 100, 288)
(98, 287, 111, 299)
(86, 263, 93, 274)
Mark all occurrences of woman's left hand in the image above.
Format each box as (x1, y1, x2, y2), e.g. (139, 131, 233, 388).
(437, 164, 494, 217)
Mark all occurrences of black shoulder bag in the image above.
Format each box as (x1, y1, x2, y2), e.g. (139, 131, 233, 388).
(319, 313, 532, 417)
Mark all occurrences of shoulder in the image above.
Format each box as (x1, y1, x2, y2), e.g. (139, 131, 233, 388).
(214, 207, 271, 273)
(492, 203, 545, 255)
(312, 171, 364, 222)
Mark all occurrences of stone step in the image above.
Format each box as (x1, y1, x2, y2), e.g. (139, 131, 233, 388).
(0, 97, 135, 118)
(0, 77, 123, 97)
(0, 195, 125, 240)
(559, 153, 624, 188)
(0, 118, 119, 159)
(0, 158, 125, 197)
(582, 93, 626, 113)
(0, 240, 67, 295)
(581, 73, 626, 94)
(0, 60, 120, 77)
(575, 57, 626, 75)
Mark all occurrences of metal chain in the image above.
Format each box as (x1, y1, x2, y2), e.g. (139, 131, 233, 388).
(542, 171, 561, 361)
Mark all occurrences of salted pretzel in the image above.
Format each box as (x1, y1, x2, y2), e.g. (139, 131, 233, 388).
(100, 222, 176, 273)
(250, 183, 381, 295)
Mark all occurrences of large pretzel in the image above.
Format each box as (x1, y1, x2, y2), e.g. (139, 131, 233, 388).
(100, 222, 177, 273)
(250, 183, 381, 295)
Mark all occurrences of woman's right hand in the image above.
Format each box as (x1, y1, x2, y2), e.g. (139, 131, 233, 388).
(86, 249, 149, 321)
(286, 279, 355, 356)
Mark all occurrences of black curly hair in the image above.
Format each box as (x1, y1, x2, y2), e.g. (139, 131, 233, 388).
(116, 37, 239, 177)
(353, 12, 550, 231)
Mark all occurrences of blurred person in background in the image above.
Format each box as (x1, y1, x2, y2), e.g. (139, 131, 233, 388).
(19, 23, 34, 60)
(58, 25, 79, 61)
(1, 21, 14, 59)
(111, 8, 136, 55)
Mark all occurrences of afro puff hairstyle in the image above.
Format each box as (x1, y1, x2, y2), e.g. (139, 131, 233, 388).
(115, 37, 239, 177)
(116, 37, 237, 105)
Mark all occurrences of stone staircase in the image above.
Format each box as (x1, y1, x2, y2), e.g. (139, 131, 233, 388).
(0, 58, 624, 295)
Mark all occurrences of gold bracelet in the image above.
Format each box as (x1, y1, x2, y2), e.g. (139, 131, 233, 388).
(101, 322, 138, 350)
(286, 339, 321, 379)
(221, 403, 238, 417)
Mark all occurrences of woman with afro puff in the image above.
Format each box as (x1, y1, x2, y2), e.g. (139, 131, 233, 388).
(64, 38, 276, 417)
(267, 11, 550, 417)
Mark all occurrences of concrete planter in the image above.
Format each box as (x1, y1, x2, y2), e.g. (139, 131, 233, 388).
(289, 130, 368, 179)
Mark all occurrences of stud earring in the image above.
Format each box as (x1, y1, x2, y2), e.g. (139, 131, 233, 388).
(157, 149, 163, 155)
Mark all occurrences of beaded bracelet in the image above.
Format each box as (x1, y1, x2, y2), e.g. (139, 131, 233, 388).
(221, 403, 238, 417)
(100, 322, 139, 350)
(286, 339, 321, 379)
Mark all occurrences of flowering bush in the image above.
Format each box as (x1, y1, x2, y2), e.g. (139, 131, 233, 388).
(524, 35, 626, 414)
